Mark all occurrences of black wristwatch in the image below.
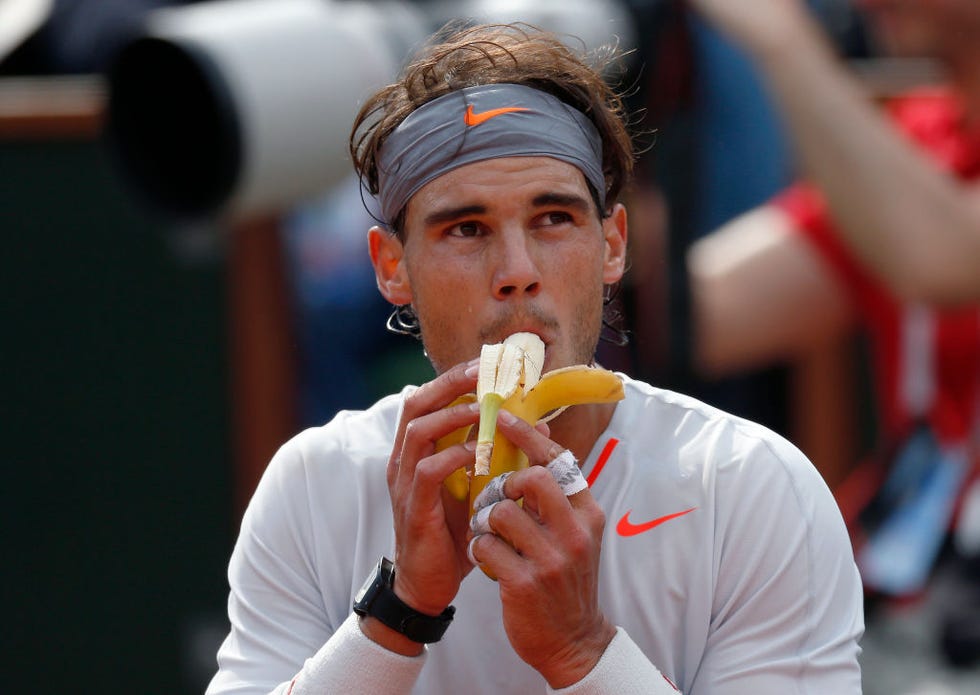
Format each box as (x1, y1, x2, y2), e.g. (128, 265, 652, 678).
(352, 557, 455, 643)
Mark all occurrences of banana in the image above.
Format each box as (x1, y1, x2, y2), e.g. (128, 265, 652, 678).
(475, 332, 546, 477)
(436, 333, 625, 511)
(436, 394, 476, 501)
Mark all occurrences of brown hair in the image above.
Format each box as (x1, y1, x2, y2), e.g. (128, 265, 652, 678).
(349, 22, 635, 235)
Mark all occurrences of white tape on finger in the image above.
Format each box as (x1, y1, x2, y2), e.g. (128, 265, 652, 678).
(548, 450, 587, 497)
(469, 501, 497, 535)
(472, 471, 512, 512)
(467, 534, 483, 566)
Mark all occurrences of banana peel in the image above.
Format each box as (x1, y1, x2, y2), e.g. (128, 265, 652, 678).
(436, 394, 476, 502)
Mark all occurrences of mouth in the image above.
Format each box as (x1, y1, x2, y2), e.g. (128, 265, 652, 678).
(477, 327, 551, 361)
(484, 327, 550, 347)
(478, 310, 561, 364)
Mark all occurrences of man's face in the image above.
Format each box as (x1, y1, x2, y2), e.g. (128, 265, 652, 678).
(857, 0, 980, 58)
(370, 156, 627, 375)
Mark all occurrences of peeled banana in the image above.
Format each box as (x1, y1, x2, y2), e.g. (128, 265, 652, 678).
(475, 332, 546, 476)
(436, 332, 625, 509)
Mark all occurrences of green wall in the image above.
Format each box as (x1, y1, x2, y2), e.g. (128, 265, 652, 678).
(1, 136, 232, 692)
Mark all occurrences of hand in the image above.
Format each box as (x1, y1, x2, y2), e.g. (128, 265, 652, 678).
(385, 359, 480, 618)
(468, 411, 616, 688)
(686, 0, 818, 59)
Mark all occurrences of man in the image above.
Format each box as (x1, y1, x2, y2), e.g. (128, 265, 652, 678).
(685, 0, 980, 616)
(207, 23, 863, 694)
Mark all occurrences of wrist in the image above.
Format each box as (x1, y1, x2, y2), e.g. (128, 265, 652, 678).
(392, 574, 451, 619)
(540, 619, 618, 689)
(357, 614, 426, 657)
(352, 557, 455, 648)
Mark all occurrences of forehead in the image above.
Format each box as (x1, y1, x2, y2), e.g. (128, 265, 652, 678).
(405, 156, 593, 217)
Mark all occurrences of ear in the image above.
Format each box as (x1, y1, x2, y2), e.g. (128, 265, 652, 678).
(601, 203, 628, 284)
(368, 226, 412, 305)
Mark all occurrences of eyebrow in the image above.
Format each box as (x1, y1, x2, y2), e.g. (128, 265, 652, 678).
(530, 192, 592, 214)
(423, 204, 487, 227)
(422, 191, 593, 226)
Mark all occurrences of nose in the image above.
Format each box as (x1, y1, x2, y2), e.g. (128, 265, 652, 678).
(492, 230, 541, 300)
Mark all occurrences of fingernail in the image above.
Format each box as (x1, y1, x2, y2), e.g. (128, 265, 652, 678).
(463, 439, 477, 451)
(498, 409, 516, 424)
(464, 360, 480, 378)
(467, 535, 482, 566)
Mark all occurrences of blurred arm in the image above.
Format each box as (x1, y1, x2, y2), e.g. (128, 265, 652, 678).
(688, 204, 854, 377)
(688, 0, 980, 304)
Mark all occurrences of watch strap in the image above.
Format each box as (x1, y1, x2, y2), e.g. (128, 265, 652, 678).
(353, 557, 455, 643)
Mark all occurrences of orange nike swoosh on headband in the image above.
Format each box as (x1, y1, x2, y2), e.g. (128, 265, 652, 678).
(464, 104, 530, 127)
(616, 507, 697, 537)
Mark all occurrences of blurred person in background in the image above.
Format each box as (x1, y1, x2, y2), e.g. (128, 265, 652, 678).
(683, 0, 980, 664)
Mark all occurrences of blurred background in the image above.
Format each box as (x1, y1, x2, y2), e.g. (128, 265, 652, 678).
(2, 0, 977, 692)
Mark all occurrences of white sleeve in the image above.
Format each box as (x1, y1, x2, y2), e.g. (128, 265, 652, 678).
(290, 613, 425, 694)
(547, 627, 681, 694)
(207, 431, 411, 695)
(205, 439, 333, 694)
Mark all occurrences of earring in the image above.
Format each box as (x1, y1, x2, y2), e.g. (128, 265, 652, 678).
(386, 304, 422, 340)
(600, 283, 630, 347)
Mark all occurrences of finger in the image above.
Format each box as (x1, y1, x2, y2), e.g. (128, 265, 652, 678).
(398, 399, 479, 470)
(546, 450, 588, 497)
(495, 410, 568, 467)
(389, 359, 479, 464)
(467, 528, 527, 576)
(390, 401, 479, 498)
(470, 501, 499, 535)
(483, 468, 603, 587)
(472, 472, 512, 512)
(471, 449, 586, 512)
(402, 358, 479, 423)
(496, 464, 594, 534)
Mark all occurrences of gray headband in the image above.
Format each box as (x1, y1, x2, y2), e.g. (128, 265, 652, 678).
(376, 83, 605, 226)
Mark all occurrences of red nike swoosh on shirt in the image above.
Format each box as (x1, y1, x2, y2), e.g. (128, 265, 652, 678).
(616, 507, 697, 537)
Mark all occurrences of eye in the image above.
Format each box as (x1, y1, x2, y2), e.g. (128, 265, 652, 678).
(539, 211, 573, 227)
(447, 221, 483, 238)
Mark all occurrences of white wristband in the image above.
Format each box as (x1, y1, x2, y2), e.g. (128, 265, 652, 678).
(547, 626, 681, 695)
(290, 613, 425, 694)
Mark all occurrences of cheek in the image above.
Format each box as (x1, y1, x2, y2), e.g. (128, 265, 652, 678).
(407, 262, 484, 370)
(555, 247, 608, 358)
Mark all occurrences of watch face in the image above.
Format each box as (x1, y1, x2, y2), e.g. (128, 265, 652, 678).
(354, 568, 376, 605)
(353, 557, 393, 613)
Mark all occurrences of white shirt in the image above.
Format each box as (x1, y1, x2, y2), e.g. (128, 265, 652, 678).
(207, 375, 864, 694)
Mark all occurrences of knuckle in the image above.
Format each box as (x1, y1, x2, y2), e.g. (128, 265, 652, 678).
(403, 419, 421, 439)
(493, 499, 521, 524)
(532, 548, 566, 584)
(402, 389, 425, 415)
(509, 568, 540, 595)
(524, 466, 552, 486)
(564, 527, 592, 559)
(585, 505, 606, 533)
(414, 458, 441, 486)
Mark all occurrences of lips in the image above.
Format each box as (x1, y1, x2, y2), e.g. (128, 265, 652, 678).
(484, 326, 549, 346)
(481, 328, 552, 370)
